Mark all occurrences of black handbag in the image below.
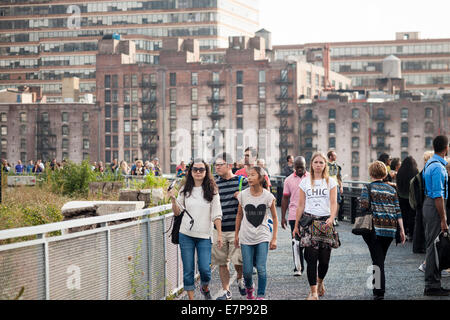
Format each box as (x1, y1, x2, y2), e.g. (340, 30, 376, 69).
(299, 215, 314, 228)
(169, 209, 194, 245)
(434, 231, 450, 271)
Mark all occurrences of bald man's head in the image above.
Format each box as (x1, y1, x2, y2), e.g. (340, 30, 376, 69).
(294, 156, 307, 177)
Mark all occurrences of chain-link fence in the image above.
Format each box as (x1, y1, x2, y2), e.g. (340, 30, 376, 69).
(0, 204, 184, 300)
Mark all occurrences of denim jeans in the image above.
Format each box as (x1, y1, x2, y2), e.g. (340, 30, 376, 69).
(179, 233, 212, 291)
(241, 242, 269, 297)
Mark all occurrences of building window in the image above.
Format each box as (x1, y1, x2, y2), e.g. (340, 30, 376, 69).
(1, 125, 7, 135)
(401, 108, 408, 118)
(82, 112, 89, 122)
(377, 122, 385, 132)
(83, 124, 89, 136)
(307, 71, 311, 84)
(191, 72, 198, 86)
(113, 136, 118, 148)
(425, 137, 433, 148)
(169, 88, 176, 102)
(132, 120, 138, 132)
(328, 123, 336, 134)
(281, 69, 288, 81)
(237, 87, 243, 100)
(237, 117, 243, 129)
(401, 122, 408, 133)
(105, 75, 111, 88)
(352, 137, 359, 148)
(20, 124, 26, 135)
(105, 135, 111, 148)
(131, 105, 138, 118)
(62, 138, 69, 150)
(401, 137, 408, 147)
(191, 103, 198, 117)
(305, 109, 313, 119)
(259, 70, 266, 83)
(131, 74, 138, 87)
(352, 151, 359, 163)
(259, 102, 266, 115)
(425, 108, 433, 118)
(20, 112, 27, 122)
(20, 138, 26, 149)
(170, 103, 176, 118)
(62, 125, 69, 136)
(352, 108, 359, 119)
(113, 120, 118, 133)
(237, 102, 243, 115)
(191, 88, 198, 101)
(377, 108, 385, 117)
(105, 105, 111, 118)
(112, 75, 118, 88)
(169, 73, 176, 86)
(236, 71, 243, 84)
(329, 137, 336, 149)
(329, 109, 336, 119)
(124, 135, 130, 148)
(259, 86, 265, 99)
(212, 72, 219, 82)
(124, 120, 130, 133)
(83, 139, 90, 150)
(41, 112, 49, 122)
(425, 122, 434, 134)
(401, 151, 409, 160)
(105, 120, 111, 133)
(352, 166, 359, 178)
(131, 90, 138, 102)
(352, 122, 359, 133)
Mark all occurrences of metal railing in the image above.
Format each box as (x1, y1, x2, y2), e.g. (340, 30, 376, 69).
(0, 204, 184, 300)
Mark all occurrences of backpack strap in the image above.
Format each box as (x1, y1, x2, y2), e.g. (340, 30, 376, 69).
(238, 175, 243, 192)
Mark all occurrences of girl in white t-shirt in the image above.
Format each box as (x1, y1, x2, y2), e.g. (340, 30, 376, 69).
(293, 152, 338, 300)
(235, 166, 278, 300)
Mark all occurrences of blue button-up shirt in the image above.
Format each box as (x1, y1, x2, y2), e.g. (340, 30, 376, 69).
(423, 154, 448, 199)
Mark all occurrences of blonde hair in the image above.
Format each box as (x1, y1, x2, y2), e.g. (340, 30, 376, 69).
(369, 161, 387, 180)
(423, 151, 434, 165)
(309, 152, 329, 186)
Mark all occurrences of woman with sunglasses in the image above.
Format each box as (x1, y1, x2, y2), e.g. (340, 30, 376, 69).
(168, 159, 223, 300)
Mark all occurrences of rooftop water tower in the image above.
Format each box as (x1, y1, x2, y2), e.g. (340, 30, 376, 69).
(376, 55, 405, 94)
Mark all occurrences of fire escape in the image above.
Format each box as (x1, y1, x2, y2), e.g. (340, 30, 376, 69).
(275, 70, 294, 169)
(36, 111, 56, 161)
(207, 78, 225, 157)
(140, 80, 158, 161)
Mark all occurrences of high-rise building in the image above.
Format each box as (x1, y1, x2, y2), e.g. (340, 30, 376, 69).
(0, 0, 259, 102)
(274, 32, 450, 98)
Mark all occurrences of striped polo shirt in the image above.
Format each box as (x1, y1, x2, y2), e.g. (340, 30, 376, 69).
(215, 175, 249, 232)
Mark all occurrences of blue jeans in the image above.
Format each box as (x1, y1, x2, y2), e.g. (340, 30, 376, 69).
(240, 242, 269, 297)
(179, 233, 212, 291)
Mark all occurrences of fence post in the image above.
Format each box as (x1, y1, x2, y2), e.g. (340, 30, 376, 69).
(37, 233, 50, 300)
(101, 223, 111, 300)
(162, 217, 167, 298)
(147, 217, 152, 300)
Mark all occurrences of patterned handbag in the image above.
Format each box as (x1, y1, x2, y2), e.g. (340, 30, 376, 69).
(311, 220, 341, 249)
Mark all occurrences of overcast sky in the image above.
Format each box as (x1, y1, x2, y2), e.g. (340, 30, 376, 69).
(259, 0, 450, 45)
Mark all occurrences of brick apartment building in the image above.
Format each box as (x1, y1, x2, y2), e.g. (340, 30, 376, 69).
(95, 35, 350, 174)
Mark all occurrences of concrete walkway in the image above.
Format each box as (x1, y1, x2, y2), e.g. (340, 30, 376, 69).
(178, 208, 450, 300)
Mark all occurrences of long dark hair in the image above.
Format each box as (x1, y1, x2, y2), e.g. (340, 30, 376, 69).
(249, 166, 268, 189)
(396, 156, 419, 195)
(181, 159, 217, 202)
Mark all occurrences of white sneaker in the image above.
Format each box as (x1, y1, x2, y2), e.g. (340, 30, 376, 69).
(294, 269, 302, 276)
(418, 263, 426, 273)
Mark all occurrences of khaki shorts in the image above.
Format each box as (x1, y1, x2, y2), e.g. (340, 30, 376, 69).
(211, 229, 242, 266)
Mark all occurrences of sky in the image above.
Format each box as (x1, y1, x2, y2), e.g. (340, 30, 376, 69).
(258, 0, 450, 45)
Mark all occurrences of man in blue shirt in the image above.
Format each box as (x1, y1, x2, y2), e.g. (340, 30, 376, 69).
(422, 135, 450, 296)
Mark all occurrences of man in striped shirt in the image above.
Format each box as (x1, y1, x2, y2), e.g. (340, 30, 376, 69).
(212, 152, 248, 300)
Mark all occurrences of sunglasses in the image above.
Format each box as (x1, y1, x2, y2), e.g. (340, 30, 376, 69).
(192, 167, 206, 173)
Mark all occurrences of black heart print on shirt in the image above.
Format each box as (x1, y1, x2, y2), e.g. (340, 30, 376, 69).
(244, 204, 267, 228)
